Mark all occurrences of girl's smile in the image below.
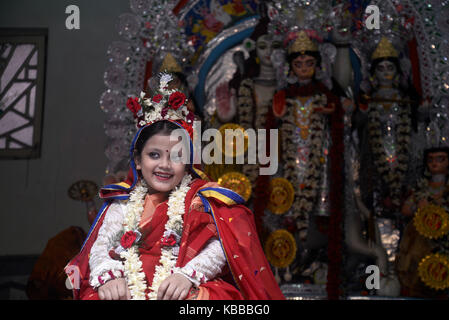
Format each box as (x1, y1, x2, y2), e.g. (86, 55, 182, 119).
(135, 133, 186, 194)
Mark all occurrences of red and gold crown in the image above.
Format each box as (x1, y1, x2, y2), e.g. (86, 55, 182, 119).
(126, 73, 194, 138)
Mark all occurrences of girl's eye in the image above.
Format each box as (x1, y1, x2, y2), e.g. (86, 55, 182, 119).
(149, 152, 160, 159)
(258, 44, 267, 50)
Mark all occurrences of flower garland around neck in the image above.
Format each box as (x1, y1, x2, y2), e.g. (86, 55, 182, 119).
(119, 174, 192, 300)
(367, 100, 411, 208)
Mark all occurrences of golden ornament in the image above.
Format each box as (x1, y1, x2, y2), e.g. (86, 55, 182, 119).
(371, 37, 399, 60)
(267, 178, 294, 215)
(418, 253, 449, 290)
(413, 204, 449, 239)
(288, 30, 318, 55)
(159, 52, 183, 73)
(264, 229, 297, 269)
(217, 171, 252, 202)
(217, 123, 249, 158)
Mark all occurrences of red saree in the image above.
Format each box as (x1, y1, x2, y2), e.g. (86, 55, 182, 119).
(65, 178, 284, 300)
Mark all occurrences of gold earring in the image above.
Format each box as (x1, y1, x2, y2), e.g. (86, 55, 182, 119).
(255, 57, 260, 64)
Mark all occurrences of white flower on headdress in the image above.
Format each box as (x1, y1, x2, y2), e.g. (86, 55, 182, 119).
(159, 73, 173, 91)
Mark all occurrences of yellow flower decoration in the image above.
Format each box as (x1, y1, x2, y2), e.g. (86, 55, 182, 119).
(413, 204, 449, 239)
(267, 178, 295, 215)
(264, 229, 297, 268)
(217, 171, 252, 202)
(418, 253, 449, 290)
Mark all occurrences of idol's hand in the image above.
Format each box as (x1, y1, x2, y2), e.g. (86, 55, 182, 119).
(157, 273, 193, 300)
(314, 102, 335, 114)
(98, 278, 131, 300)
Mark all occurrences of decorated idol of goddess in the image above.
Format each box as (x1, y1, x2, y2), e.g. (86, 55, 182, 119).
(272, 30, 345, 274)
(229, 13, 280, 186)
(356, 37, 420, 218)
(396, 147, 449, 298)
(65, 73, 284, 300)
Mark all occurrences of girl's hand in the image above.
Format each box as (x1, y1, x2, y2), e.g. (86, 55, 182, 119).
(98, 278, 131, 300)
(157, 273, 193, 300)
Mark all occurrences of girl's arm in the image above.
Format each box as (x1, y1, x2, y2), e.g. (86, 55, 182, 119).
(89, 202, 126, 288)
(174, 238, 226, 286)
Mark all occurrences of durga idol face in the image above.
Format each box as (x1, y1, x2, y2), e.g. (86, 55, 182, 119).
(291, 55, 317, 81)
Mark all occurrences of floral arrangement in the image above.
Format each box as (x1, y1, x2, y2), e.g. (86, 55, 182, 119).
(119, 174, 192, 300)
(126, 73, 194, 135)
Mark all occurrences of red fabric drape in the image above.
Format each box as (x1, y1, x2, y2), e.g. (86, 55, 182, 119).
(66, 179, 284, 300)
(408, 38, 422, 98)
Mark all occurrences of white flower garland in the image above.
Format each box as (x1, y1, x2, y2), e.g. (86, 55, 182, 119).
(136, 73, 191, 127)
(147, 174, 191, 300)
(120, 174, 192, 300)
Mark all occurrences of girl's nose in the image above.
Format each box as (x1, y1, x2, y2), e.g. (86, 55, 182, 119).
(159, 154, 171, 168)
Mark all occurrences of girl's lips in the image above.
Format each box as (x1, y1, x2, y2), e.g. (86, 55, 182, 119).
(154, 172, 173, 181)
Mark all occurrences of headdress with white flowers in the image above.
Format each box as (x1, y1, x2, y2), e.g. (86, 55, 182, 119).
(126, 73, 194, 136)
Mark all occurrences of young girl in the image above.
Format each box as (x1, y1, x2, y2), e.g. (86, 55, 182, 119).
(65, 73, 284, 300)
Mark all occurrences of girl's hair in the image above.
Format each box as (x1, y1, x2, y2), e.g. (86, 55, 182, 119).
(134, 120, 181, 157)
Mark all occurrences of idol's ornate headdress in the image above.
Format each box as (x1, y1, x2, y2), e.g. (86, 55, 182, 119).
(159, 53, 183, 74)
(371, 37, 399, 60)
(287, 30, 319, 55)
(126, 73, 194, 137)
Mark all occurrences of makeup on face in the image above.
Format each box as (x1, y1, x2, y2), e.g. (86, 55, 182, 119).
(135, 133, 186, 194)
(291, 55, 317, 80)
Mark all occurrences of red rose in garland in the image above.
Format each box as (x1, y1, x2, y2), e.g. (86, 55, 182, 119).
(161, 234, 177, 247)
(126, 97, 141, 117)
(120, 231, 138, 249)
(168, 91, 186, 110)
(152, 94, 163, 103)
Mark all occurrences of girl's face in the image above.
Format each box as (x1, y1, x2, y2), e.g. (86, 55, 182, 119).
(135, 133, 186, 194)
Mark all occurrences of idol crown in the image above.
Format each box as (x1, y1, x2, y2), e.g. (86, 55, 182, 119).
(126, 73, 194, 134)
(371, 37, 399, 60)
(288, 30, 318, 55)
